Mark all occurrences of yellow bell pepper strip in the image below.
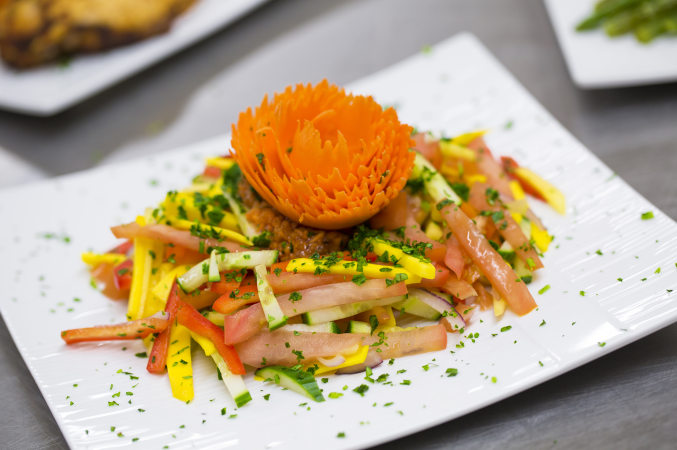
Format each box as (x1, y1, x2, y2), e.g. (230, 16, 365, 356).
(81, 252, 126, 267)
(164, 219, 252, 247)
(166, 324, 194, 402)
(530, 222, 552, 253)
(286, 258, 421, 285)
(493, 297, 507, 317)
(152, 265, 190, 306)
(161, 192, 239, 231)
(512, 166, 565, 215)
(205, 156, 235, 170)
(452, 129, 488, 146)
(190, 331, 216, 357)
(311, 345, 370, 376)
(464, 174, 488, 185)
(439, 140, 476, 161)
(128, 217, 165, 320)
(370, 239, 436, 280)
(424, 221, 443, 241)
(509, 180, 526, 200)
(502, 156, 565, 215)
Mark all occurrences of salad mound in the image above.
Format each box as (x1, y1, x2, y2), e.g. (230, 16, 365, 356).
(231, 80, 415, 230)
(63, 82, 565, 407)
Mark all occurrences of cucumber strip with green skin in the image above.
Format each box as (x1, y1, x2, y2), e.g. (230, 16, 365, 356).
(254, 264, 287, 330)
(498, 241, 517, 266)
(513, 257, 533, 285)
(204, 311, 225, 327)
(222, 191, 259, 239)
(302, 295, 405, 325)
(282, 322, 340, 334)
(177, 250, 278, 292)
(391, 295, 442, 320)
(256, 366, 325, 402)
(347, 320, 372, 334)
(410, 153, 462, 205)
(211, 353, 251, 407)
(208, 250, 220, 282)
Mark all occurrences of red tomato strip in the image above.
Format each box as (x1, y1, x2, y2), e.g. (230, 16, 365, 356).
(266, 271, 348, 295)
(468, 182, 543, 270)
(443, 233, 465, 279)
(61, 315, 169, 344)
(224, 279, 407, 345)
(235, 324, 447, 368)
(439, 203, 536, 315)
(209, 270, 245, 294)
(113, 259, 133, 291)
(147, 283, 181, 374)
(176, 300, 245, 375)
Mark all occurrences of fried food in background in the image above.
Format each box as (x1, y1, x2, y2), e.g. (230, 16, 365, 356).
(0, 0, 197, 68)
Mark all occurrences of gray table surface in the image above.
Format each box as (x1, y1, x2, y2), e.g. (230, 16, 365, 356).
(1, 0, 677, 448)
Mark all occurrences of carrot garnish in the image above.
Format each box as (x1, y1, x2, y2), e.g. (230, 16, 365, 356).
(231, 80, 415, 230)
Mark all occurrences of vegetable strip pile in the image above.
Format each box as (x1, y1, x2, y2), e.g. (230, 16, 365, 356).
(61, 81, 564, 406)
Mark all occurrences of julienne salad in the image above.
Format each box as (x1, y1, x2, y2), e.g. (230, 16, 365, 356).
(62, 81, 565, 407)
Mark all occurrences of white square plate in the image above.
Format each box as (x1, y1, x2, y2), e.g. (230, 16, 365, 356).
(1, 33, 676, 449)
(0, 0, 269, 116)
(544, 0, 677, 88)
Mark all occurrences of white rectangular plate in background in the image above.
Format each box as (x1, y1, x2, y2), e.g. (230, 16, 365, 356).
(0, 0, 269, 116)
(1, 33, 676, 449)
(544, 0, 677, 88)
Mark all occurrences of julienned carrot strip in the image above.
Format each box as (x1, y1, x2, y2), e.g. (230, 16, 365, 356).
(147, 283, 181, 374)
(61, 316, 168, 344)
(176, 300, 245, 375)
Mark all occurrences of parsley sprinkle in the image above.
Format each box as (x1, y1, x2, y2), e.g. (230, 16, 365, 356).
(538, 285, 550, 295)
(352, 274, 367, 285)
(400, 380, 411, 386)
(289, 291, 302, 302)
(539, 319, 546, 327)
(446, 368, 458, 377)
(353, 384, 369, 396)
(328, 392, 343, 399)
(598, 342, 606, 347)
(337, 432, 346, 438)
(500, 325, 512, 332)
(641, 211, 654, 220)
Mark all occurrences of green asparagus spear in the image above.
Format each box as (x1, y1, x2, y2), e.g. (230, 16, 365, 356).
(576, 0, 643, 31)
(604, 0, 677, 36)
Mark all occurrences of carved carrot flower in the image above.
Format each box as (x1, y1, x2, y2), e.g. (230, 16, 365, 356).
(231, 80, 415, 230)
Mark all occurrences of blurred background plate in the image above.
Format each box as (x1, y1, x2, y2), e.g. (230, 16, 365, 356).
(0, 0, 270, 116)
(544, 0, 677, 88)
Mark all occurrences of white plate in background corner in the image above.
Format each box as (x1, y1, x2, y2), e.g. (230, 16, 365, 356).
(543, 0, 677, 88)
(0, 0, 270, 116)
(1, 32, 677, 450)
